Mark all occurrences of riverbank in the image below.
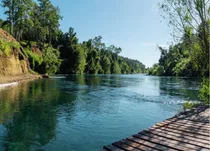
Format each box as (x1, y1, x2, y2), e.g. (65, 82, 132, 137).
(0, 74, 42, 85)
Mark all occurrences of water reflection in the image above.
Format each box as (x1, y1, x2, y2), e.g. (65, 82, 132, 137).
(0, 80, 76, 150)
(66, 74, 126, 88)
(158, 77, 199, 100)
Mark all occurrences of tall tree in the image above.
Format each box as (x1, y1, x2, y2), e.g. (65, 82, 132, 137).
(159, 0, 210, 76)
(2, 0, 18, 35)
(38, 0, 61, 45)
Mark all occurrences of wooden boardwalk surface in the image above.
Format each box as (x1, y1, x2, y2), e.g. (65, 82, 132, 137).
(102, 106, 210, 151)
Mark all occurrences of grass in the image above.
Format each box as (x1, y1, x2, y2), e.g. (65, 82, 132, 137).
(0, 39, 21, 56)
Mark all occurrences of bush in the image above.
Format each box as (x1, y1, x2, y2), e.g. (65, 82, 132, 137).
(199, 78, 210, 105)
(41, 46, 62, 75)
(23, 48, 43, 70)
(183, 101, 196, 110)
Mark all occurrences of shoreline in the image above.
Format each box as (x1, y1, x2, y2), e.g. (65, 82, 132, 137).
(0, 74, 42, 86)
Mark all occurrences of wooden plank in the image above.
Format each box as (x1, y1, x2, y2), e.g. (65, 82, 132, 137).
(126, 136, 178, 151)
(134, 133, 201, 151)
(148, 127, 210, 145)
(151, 125, 210, 141)
(168, 118, 210, 126)
(144, 129, 210, 149)
(155, 122, 209, 136)
(160, 120, 210, 132)
(167, 118, 210, 127)
(163, 119, 210, 130)
(183, 117, 209, 123)
(140, 131, 208, 151)
(112, 141, 141, 151)
(120, 139, 159, 151)
(104, 144, 124, 151)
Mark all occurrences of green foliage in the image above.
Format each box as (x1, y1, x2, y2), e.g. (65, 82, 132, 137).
(86, 49, 101, 74)
(120, 61, 130, 74)
(112, 61, 121, 74)
(41, 46, 62, 75)
(73, 45, 86, 74)
(148, 64, 164, 76)
(57, 29, 145, 74)
(173, 58, 192, 76)
(23, 45, 61, 75)
(183, 101, 196, 110)
(23, 48, 43, 70)
(199, 78, 210, 105)
(157, 0, 210, 77)
(0, 39, 20, 56)
(148, 38, 206, 77)
(1, 0, 61, 43)
(0, 40, 12, 56)
(100, 55, 111, 74)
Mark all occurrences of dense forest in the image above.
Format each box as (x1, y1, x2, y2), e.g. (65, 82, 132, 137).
(0, 0, 145, 75)
(147, 0, 209, 105)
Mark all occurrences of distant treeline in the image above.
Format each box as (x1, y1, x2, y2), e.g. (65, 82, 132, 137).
(0, 0, 145, 75)
(55, 30, 145, 74)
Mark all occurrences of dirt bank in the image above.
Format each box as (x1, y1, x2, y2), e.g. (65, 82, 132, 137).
(0, 74, 42, 84)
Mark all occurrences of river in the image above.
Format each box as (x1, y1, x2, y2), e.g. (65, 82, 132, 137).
(0, 74, 199, 151)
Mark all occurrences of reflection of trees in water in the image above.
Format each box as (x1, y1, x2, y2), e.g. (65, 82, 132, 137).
(66, 74, 127, 88)
(158, 77, 199, 100)
(3, 102, 56, 150)
(0, 79, 77, 150)
(65, 75, 122, 116)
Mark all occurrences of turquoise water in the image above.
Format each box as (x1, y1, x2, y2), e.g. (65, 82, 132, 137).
(0, 75, 199, 151)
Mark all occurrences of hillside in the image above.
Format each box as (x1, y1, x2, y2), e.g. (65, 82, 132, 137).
(0, 28, 30, 76)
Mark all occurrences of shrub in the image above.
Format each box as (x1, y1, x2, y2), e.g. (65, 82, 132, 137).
(183, 101, 196, 110)
(41, 46, 62, 75)
(199, 78, 210, 105)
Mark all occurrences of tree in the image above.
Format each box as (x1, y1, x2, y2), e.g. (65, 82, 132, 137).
(40, 46, 62, 74)
(159, 0, 210, 76)
(112, 61, 121, 74)
(100, 55, 111, 74)
(37, 0, 61, 45)
(1, 0, 34, 41)
(92, 36, 105, 50)
(1, 0, 16, 35)
(58, 27, 79, 73)
(73, 44, 86, 74)
(22, 2, 43, 45)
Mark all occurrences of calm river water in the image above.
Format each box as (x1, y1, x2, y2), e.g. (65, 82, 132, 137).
(0, 74, 199, 151)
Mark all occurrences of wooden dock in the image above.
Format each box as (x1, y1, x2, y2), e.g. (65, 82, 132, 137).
(102, 106, 210, 151)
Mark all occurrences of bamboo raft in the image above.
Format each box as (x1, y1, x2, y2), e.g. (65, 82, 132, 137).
(102, 106, 210, 151)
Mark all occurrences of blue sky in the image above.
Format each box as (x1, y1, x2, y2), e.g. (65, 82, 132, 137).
(0, 0, 172, 67)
